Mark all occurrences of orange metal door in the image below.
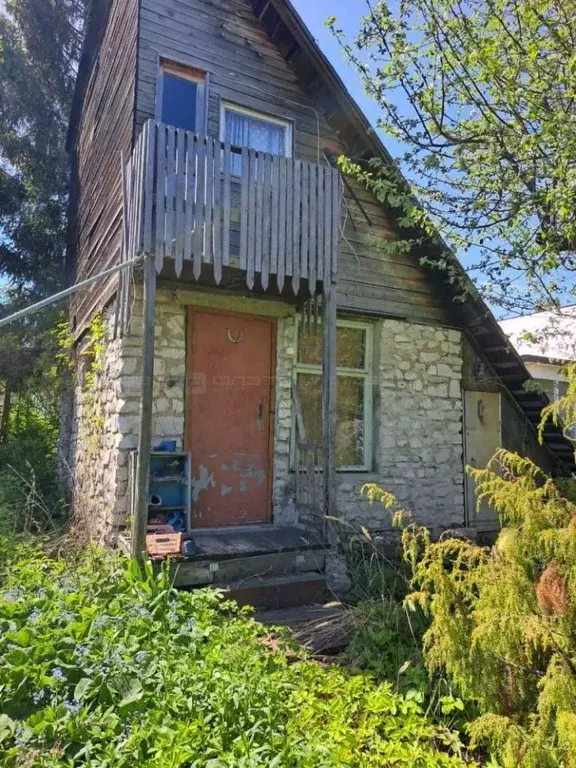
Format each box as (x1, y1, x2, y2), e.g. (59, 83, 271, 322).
(186, 309, 275, 527)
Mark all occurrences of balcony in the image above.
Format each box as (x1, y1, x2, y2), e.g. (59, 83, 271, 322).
(122, 120, 342, 296)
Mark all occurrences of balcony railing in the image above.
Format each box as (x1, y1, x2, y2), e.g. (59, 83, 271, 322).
(123, 120, 342, 295)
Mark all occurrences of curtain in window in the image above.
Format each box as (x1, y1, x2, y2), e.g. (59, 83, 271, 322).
(224, 109, 286, 156)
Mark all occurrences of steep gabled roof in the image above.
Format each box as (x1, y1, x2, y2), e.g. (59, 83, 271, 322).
(68, 0, 576, 474)
(248, 0, 575, 475)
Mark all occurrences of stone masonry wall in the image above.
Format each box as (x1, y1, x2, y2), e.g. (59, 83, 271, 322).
(71, 290, 466, 544)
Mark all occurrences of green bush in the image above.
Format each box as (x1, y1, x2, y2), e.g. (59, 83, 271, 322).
(404, 450, 576, 768)
(0, 539, 475, 767)
(0, 412, 65, 535)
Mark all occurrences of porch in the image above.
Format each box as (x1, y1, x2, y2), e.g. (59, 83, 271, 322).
(119, 120, 344, 571)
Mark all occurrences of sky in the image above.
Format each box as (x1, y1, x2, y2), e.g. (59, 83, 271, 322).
(290, 1, 383, 138)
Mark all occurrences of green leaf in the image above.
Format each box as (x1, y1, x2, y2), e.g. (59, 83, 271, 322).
(0, 714, 15, 744)
(119, 678, 144, 708)
(74, 677, 92, 701)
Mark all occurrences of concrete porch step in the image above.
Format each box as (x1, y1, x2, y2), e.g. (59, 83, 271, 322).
(171, 549, 325, 588)
(223, 572, 327, 610)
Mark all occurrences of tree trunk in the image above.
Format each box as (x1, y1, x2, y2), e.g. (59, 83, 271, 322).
(0, 382, 12, 444)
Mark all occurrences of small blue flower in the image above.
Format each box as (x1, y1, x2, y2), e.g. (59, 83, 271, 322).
(134, 651, 147, 664)
(64, 700, 81, 716)
(28, 610, 40, 623)
(33, 690, 45, 705)
(51, 667, 65, 681)
(4, 588, 23, 603)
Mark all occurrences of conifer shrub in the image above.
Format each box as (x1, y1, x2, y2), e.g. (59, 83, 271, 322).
(403, 449, 576, 767)
(0, 538, 474, 767)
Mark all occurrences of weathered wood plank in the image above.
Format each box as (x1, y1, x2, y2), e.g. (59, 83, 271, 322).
(142, 121, 156, 254)
(154, 124, 167, 272)
(174, 128, 186, 275)
(300, 162, 310, 295)
(213, 136, 222, 284)
(239, 147, 249, 271)
(285, 159, 293, 281)
(261, 152, 272, 291)
(277, 155, 287, 292)
(222, 142, 231, 265)
(323, 165, 332, 287)
(332, 170, 341, 280)
(255, 151, 264, 278)
(246, 149, 257, 289)
(270, 154, 280, 279)
(308, 163, 317, 291)
(165, 125, 176, 259)
(204, 136, 214, 264)
(183, 131, 196, 266)
(292, 159, 302, 294)
(317, 165, 325, 290)
(193, 134, 205, 279)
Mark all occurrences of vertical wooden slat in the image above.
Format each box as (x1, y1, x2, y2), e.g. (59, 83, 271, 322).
(155, 124, 167, 272)
(323, 165, 332, 287)
(308, 163, 317, 292)
(193, 135, 205, 279)
(239, 147, 249, 271)
(277, 156, 287, 293)
(205, 137, 215, 264)
(316, 165, 325, 291)
(291, 160, 302, 294)
(300, 162, 310, 295)
(142, 121, 156, 255)
(174, 128, 186, 275)
(332, 171, 342, 279)
(270, 155, 280, 279)
(285, 159, 293, 280)
(261, 153, 272, 291)
(165, 126, 176, 259)
(246, 149, 257, 289)
(213, 137, 222, 284)
(222, 142, 231, 266)
(184, 132, 196, 265)
(255, 152, 264, 279)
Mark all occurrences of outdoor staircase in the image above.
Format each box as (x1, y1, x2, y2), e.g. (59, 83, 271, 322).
(170, 525, 329, 609)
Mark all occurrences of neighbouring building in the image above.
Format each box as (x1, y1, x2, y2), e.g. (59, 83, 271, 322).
(500, 308, 576, 405)
(64, 0, 575, 603)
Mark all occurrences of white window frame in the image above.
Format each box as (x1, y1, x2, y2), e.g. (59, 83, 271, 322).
(219, 101, 293, 158)
(293, 317, 374, 472)
(155, 60, 207, 133)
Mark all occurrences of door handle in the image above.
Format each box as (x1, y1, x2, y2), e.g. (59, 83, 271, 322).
(256, 399, 264, 421)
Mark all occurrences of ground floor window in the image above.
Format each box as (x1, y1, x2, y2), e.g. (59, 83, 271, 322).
(294, 318, 374, 471)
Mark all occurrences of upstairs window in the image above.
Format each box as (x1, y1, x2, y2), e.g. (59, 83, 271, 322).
(221, 103, 292, 174)
(156, 61, 206, 133)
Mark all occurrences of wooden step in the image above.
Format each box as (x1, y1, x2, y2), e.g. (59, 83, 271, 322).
(223, 572, 327, 610)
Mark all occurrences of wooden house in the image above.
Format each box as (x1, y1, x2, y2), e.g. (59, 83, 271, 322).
(66, 0, 575, 602)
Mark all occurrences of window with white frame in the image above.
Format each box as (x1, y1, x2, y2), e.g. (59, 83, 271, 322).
(221, 102, 292, 174)
(294, 319, 373, 470)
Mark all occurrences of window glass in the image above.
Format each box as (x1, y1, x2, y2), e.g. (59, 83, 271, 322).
(295, 320, 372, 469)
(297, 373, 366, 469)
(224, 109, 288, 156)
(161, 73, 198, 132)
(297, 325, 367, 370)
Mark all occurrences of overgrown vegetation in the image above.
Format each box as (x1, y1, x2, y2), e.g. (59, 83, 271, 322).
(0, 539, 476, 767)
(399, 450, 576, 767)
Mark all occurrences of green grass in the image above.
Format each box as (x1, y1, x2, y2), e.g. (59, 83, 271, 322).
(0, 538, 477, 767)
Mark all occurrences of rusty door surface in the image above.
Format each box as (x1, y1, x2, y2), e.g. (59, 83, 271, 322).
(186, 309, 275, 527)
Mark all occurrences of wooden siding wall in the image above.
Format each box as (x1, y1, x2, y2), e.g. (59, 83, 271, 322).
(136, 0, 451, 325)
(70, 0, 139, 332)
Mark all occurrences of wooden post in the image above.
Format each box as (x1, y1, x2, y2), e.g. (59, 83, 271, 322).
(322, 283, 337, 542)
(131, 252, 156, 559)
